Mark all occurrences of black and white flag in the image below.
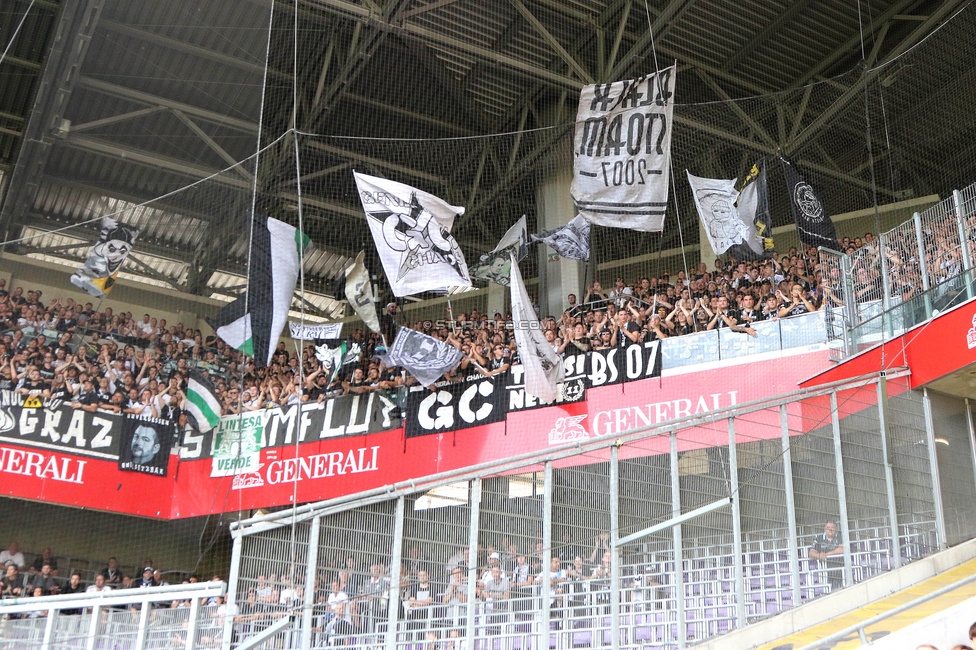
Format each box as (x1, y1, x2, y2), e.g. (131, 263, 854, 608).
(344, 251, 381, 333)
(377, 328, 463, 387)
(571, 67, 675, 232)
(728, 161, 774, 261)
(70, 217, 140, 298)
(353, 172, 470, 296)
(315, 340, 361, 384)
(780, 157, 838, 250)
(509, 252, 563, 403)
(469, 215, 528, 286)
(531, 213, 591, 261)
(688, 173, 746, 256)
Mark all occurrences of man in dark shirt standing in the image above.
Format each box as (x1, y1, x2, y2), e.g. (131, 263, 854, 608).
(809, 520, 845, 590)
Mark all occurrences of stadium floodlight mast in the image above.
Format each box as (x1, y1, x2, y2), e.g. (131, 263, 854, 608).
(613, 497, 733, 548)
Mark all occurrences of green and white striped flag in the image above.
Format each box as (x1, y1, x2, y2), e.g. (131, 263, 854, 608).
(185, 370, 222, 432)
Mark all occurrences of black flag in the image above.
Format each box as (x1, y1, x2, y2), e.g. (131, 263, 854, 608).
(727, 161, 774, 261)
(780, 157, 837, 250)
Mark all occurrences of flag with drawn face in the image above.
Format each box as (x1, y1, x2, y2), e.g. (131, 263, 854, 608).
(353, 172, 470, 296)
(531, 213, 591, 261)
(687, 172, 752, 256)
(70, 217, 140, 298)
(376, 327, 462, 387)
(469, 215, 528, 286)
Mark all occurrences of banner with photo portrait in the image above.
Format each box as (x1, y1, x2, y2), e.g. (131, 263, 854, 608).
(118, 416, 174, 477)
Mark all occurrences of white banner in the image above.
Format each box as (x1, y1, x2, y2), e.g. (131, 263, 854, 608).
(571, 67, 675, 232)
(353, 172, 470, 297)
(509, 252, 563, 403)
(288, 321, 343, 340)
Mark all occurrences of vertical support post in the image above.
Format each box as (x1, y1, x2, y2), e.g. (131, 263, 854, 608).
(877, 377, 902, 569)
(966, 398, 976, 515)
(385, 496, 406, 650)
(465, 478, 482, 650)
(878, 234, 894, 337)
(727, 417, 746, 628)
(541, 462, 553, 650)
(185, 595, 201, 650)
(830, 392, 853, 588)
(914, 212, 934, 317)
(134, 599, 151, 650)
(840, 253, 856, 354)
(780, 405, 802, 607)
(953, 190, 973, 300)
(610, 446, 621, 650)
(922, 388, 948, 551)
(300, 516, 321, 650)
(221, 533, 243, 650)
(670, 431, 686, 650)
(42, 609, 56, 650)
(85, 604, 100, 650)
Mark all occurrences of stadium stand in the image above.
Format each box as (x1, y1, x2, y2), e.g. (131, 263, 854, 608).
(4, 0, 976, 648)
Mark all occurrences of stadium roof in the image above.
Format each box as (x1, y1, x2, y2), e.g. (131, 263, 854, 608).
(0, 0, 971, 309)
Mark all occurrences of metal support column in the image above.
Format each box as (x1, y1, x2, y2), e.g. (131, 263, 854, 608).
(780, 405, 802, 607)
(220, 534, 243, 650)
(465, 479, 482, 650)
(134, 599, 151, 650)
(671, 431, 686, 649)
(922, 388, 948, 551)
(541, 462, 553, 650)
(610, 446, 620, 650)
(953, 190, 974, 300)
(385, 497, 406, 650)
(830, 392, 854, 588)
(300, 516, 321, 650)
(41, 609, 56, 650)
(877, 378, 902, 569)
(914, 212, 934, 317)
(85, 605, 100, 650)
(966, 398, 976, 514)
(878, 235, 894, 337)
(727, 417, 746, 627)
(185, 597, 201, 650)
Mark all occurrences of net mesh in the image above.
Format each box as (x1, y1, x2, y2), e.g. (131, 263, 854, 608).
(2, 0, 976, 645)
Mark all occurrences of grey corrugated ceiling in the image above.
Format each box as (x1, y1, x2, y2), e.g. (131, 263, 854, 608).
(0, 0, 972, 308)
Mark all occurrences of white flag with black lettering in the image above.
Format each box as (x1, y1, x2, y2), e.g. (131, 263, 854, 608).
(353, 172, 471, 296)
(377, 328, 463, 387)
(509, 252, 563, 403)
(571, 67, 675, 232)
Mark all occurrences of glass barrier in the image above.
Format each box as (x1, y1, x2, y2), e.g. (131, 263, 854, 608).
(850, 268, 976, 353)
(662, 310, 828, 369)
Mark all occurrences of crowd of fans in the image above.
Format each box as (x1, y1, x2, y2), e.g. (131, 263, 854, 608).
(0, 234, 907, 423)
(0, 540, 224, 608)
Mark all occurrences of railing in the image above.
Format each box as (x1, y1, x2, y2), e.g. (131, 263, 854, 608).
(0, 581, 226, 649)
(819, 181, 976, 359)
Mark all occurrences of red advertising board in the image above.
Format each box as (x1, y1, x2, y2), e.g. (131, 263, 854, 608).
(2, 349, 832, 519)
